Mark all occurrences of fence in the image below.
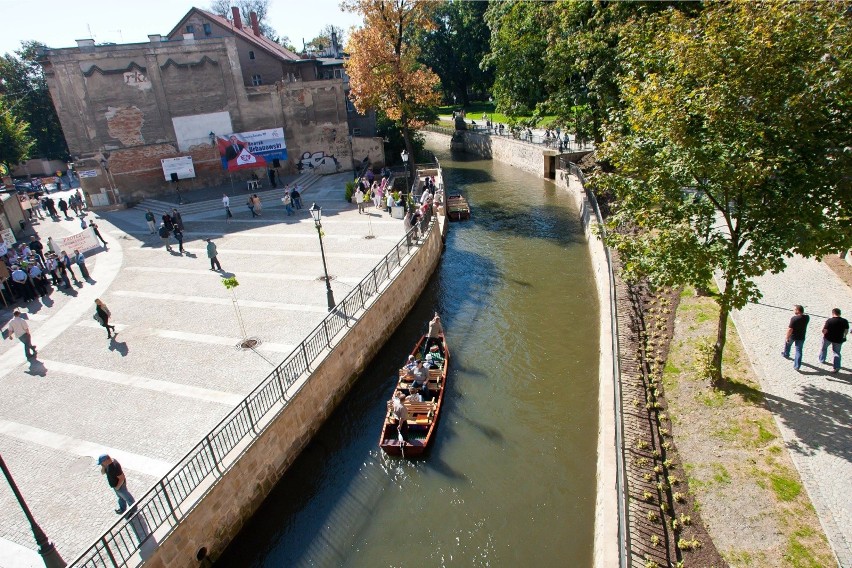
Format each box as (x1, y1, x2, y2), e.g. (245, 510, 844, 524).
(563, 161, 629, 568)
(71, 216, 436, 568)
(424, 124, 595, 152)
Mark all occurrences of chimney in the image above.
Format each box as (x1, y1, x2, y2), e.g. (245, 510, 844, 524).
(148, 34, 162, 43)
(250, 11, 260, 36)
(76, 39, 95, 48)
(231, 6, 242, 29)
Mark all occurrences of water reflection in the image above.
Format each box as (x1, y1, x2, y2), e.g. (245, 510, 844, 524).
(217, 149, 599, 567)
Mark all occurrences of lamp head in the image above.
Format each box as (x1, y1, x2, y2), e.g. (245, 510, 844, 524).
(309, 202, 321, 223)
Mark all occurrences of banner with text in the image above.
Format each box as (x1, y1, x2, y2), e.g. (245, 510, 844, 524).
(61, 227, 100, 254)
(217, 128, 287, 172)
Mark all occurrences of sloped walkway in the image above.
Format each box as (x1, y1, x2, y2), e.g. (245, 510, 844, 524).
(729, 256, 852, 567)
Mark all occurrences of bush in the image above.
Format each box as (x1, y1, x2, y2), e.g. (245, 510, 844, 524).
(344, 180, 356, 203)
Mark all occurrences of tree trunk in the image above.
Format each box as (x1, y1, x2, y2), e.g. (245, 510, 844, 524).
(711, 300, 729, 387)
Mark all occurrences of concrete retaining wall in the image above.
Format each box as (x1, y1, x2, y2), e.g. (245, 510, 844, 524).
(141, 217, 446, 567)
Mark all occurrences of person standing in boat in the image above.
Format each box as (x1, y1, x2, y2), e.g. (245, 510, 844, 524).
(426, 313, 444, 351)
(391, 391, 408, 439)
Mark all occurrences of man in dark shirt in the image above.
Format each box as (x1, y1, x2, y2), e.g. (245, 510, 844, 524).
(98, 454, 136, 514)
(783, 305, 810, 371)
(819, 308, 849, 374)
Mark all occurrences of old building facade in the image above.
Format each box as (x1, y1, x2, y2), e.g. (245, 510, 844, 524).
(40, 7, 382, 205)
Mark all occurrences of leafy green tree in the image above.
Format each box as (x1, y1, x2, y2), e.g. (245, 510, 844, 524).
(418, 0, 492, 106)
(305, 25, 346, 55)
(0, 41, 68, 161)
(0, 95, 35, 174)
(596, 1, 852, 383)
(482, 0, 552, 116)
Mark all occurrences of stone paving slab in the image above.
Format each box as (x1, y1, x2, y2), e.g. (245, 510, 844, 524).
(728, 255, 852, 568)
(0, 172, 405, 565)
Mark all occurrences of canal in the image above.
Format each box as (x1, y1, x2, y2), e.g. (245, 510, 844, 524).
(217, 149, 600, 567)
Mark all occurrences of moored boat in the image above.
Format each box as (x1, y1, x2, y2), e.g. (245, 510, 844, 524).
(446, 194, 471, 221)
(380, 317, 449, 457)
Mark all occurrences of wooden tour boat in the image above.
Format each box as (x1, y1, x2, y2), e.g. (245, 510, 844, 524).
(379, 328, 449, 457)
(446, 194, 471, 221)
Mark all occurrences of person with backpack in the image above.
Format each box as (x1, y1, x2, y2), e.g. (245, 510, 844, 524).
(158, 223, 173, 252)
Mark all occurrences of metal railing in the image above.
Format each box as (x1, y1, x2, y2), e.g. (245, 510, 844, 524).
(424, 124, 595, 152)
(71, 216, 437, 568)
(564, 161, 629, 568)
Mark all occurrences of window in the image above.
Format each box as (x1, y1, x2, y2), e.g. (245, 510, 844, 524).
(252, 74, 263, 86)
(352, 128, 362, 136)
(248, 50, 255, 60)
(186, 25, 195, 33)
(203, 23, 212, 35)
(334, 69, 342, 78)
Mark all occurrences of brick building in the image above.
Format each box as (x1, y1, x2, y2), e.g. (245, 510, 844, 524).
(40, 7, 381, 205)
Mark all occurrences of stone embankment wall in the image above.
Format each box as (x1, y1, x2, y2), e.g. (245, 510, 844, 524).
(421, 129, 620, 567)
(142, 216, 447, 567)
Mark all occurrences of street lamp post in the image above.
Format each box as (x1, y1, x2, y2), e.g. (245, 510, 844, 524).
(309, 203, 336, 311)
(0, 455, 66, 568)
(400, 150, 410, 212)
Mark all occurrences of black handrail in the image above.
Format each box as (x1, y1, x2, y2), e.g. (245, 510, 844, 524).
(70, 215, 439, 568)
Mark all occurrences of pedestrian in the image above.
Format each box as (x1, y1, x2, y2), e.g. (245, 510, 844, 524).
(5, 310, 37, 359)
(45, 254, 60, 286)
(58, 198, 69, 218)
(74, 249, 90, 280)
(45, 198, 58, 219)
(90, 219, 107, 247)
(144, 210, 156, 233)
(281, 191, 293, 216)
(97, 454, 135, 515)
(28, 263, 48, 297)
(386, 191, 394, 214)
(46, 236, 61, 256)
(206, 239, 222, 271)
(222, 194, 232, 223)
(267, 167, 277, 188)
(291, 186, 302, 209)
(29, 236, 45, 263)
(162, 214, 174, 233)
(171, 208, 184, 231)
(10, 265, 35, 302)
(158, 223, 173, 252)
(173, 226, 185, 254)
(94, 299, 117, 338)
(60, 250, 80, 285)
(819, 308, 849, 374)
(252, 194, 263, 215)
(247, 196, 258, 217)
(355, 186, 365, 214)
(782, 304, 810, 372)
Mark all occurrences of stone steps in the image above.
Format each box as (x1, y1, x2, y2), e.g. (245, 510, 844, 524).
(135, 173, 323, 217)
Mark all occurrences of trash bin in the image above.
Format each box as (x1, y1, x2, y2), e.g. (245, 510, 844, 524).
(19, 219, 26, 231)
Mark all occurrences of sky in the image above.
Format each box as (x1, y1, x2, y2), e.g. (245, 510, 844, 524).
(0, 0, 364, 55)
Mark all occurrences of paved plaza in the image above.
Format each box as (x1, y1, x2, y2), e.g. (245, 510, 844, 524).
(729, 256, 852, 568)
(0, 173, 404, 566)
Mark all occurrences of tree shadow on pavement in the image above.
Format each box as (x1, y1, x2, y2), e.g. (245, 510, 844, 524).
(762, 385, 852, 463)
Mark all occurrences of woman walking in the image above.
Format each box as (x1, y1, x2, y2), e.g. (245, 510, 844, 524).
(94, 299, 117, 339)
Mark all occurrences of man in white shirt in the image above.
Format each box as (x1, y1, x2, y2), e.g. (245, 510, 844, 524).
(222, 194, 232, 223)
(6, 310, 37, 359)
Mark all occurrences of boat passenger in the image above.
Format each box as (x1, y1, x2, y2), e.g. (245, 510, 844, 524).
(404, 354, 417, 372)
(425, 344, 444, 368)
(406, 386, 423, 403)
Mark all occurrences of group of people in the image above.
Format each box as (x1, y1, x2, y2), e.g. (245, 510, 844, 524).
(146, 208, 186, 254)
(2, 235, 93, 303)
(387, 314, 445, 438)
(278, 184, 303, 216)
(783, 305, 849, 373)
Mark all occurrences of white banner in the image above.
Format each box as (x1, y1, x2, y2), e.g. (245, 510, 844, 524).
(78, 170, 99, 178)
(60, 227, 100, 254)
(161, 156, 196, 181)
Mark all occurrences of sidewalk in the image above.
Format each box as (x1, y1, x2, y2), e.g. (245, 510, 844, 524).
(0, 172, 405, 565)
(729, 256, 852, 567)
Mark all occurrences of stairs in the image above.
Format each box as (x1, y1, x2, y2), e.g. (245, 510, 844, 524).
(134, 173, 324, 217)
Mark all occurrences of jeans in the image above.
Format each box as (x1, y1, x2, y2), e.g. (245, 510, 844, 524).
(18, 332, 36, 358)
(210, 256, 222, 271)
(114, 482, 135, 513)
(783, 338, 805, 370)
(819, 339, 843, 372)
(284, 203, 293, 216)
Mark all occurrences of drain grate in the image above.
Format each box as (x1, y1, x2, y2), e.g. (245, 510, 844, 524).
(235, 337, 262, 350)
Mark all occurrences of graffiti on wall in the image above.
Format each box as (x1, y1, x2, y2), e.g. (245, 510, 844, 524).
(297, 151, 340, 174)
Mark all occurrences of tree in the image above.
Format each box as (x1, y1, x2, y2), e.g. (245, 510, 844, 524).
(0, 96, 35, 174)
(209, 0, 288, 45)
(482, 0, 551, 117)
(343, 0, 441, 182)
(0, 41, 68, 161)
(596, 1, 852, 383)
(305, 25, 346, 55)
(417, 0, 492, 106)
